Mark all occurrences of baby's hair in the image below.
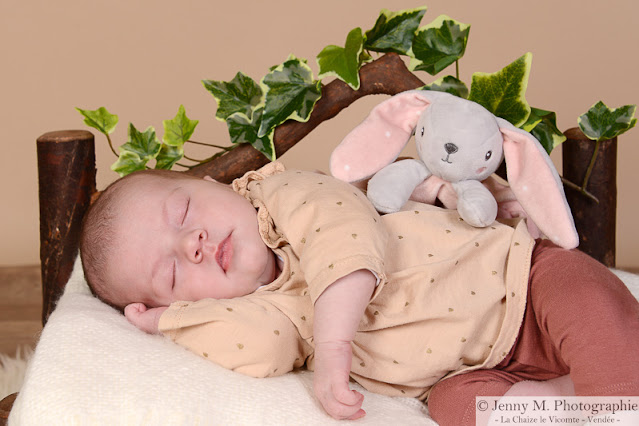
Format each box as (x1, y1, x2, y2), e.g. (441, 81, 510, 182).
(79, 169, 197, 309)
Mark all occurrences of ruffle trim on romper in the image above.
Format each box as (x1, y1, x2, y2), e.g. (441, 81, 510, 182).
(232, 161, 287, 248)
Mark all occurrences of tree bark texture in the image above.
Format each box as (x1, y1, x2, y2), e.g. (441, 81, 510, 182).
(37, 130, 97, 324)
(562, 127, 617, 267)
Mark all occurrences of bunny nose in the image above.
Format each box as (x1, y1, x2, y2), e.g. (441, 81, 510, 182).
(444, 143, 458, 155)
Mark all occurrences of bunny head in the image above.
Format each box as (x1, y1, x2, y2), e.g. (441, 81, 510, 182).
(413, 93, 504, 183)
(330, 89, 579, 249)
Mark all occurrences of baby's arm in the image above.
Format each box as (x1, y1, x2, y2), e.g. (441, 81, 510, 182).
(252, 169, 388, 418)
(124, 303, 168, 334)
(313, 269, 376, 420)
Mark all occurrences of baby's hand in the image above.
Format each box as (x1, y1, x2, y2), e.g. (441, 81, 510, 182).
(124, 303, 168, 334)
(313, 341, 365, 420)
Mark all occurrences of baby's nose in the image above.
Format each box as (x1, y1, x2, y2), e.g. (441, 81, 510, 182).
(183, 229, 208, 263)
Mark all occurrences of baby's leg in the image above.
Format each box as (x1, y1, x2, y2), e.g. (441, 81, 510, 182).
(429, 240, 639, 425)
(428, 373, 577, 425)
(427, 369, 519, 425)
(527, 240, 639, 396)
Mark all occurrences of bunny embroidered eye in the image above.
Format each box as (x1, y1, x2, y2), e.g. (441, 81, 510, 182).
(485, 150, 492, 161)
(420, 127, 424, 137)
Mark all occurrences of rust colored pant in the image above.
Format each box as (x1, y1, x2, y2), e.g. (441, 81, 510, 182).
(428, 240, 639, 426)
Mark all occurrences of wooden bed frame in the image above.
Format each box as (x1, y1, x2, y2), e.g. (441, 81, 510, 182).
(0, 53, 619, 423)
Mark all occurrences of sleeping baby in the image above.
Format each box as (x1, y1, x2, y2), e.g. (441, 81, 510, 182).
(79, 161, 639, 425)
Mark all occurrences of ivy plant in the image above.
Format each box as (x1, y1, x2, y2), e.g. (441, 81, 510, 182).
(572, 102, 637, 196)
(78, 4, 636, 179)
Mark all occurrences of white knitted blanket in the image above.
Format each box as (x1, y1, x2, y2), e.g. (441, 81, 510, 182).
(9, 258, 639, 425)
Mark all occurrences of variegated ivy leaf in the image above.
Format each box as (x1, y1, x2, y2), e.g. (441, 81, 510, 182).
(420, 75, 469, 99)
(227, 107, 275, 160)
(468, 53, 532, 127)
(76, 106, 119, 135)
(520, 111, 542, 132)
(364, 6, 427, 55)
(111, 124, 162, 176)
(155, 143, 184, 170)
(120, 124, 161, 161)
(111, 151, 147, 177)
(317, 27, 368, 90)
(202, 72, 264, 121)
(409, 15, 470, 76)
(521, 107, 566, 154)
(578, 101, 637, 142)
(162, 105, 199, 147)
(258, 55, 322, 138)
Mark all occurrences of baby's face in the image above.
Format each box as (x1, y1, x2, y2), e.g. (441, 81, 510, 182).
(107, 174, 277, 308)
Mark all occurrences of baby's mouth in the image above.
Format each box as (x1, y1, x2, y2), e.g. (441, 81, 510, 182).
(216, 233, 233, 274)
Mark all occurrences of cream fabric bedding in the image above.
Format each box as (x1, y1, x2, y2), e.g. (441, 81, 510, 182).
(9, 257, 639, 425)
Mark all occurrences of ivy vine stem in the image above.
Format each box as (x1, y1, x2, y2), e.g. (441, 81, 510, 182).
(455, 60, 460, 79)
(105, 133, 118, 158)
(186, 139, 233, 151)
(561, 177, 599, 203)
(181, 155, 201, 163)
(580, 139, 601, 195)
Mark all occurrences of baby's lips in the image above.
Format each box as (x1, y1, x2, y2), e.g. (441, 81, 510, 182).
(215, 233, 233, 273)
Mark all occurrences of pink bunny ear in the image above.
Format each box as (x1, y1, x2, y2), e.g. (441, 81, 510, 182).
(500, 126, 579, 249)
(330, 91, 431, 182)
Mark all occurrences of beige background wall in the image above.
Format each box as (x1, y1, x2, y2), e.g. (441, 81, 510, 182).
(2, 0, 638, 268)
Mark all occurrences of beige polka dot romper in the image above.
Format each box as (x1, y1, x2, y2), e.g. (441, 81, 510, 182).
(160, 162, 534, 401)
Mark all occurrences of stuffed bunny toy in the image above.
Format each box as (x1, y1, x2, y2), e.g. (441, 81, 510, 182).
(330, 89, 579, 249)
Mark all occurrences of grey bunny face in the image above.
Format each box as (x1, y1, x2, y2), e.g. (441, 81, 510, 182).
(415, 97, 504, 183)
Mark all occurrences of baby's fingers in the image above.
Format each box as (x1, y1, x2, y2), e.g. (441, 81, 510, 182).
(333, 383, 364, 407)
(335, 388, 365, 420)
(321, 384, 365, 420)
(124, 303, 147, 319)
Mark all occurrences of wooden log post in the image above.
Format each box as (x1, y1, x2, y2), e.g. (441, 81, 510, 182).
(0, 393, 17, 425)
(37, 130, 97, 325)
(562, 127, 617, 267)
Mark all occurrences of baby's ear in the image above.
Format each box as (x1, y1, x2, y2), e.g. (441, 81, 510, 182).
(203, 176, 217, 182)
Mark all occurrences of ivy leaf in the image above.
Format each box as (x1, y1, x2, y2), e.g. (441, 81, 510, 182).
(409, 15, 470, 76)
(258, 55, 322, 138)
(162, 105, 199, 147)
(520, 111, 542, 132)
(364, 6, 427, 55)
(111, 124, 162, 176)
(420, 75, 469, 99)
(468, 52, 532, 127)
(317, 27, 367, 90)
(227, 107, 276, 161)
(118, 123, 161, 162)
(522, 107, 566, 154)
(121, 124, 161, 160)
(111, 151, 147, 177)
(202, 72, 264, 121)
(155, 143, 184, 170)
(76, 106, 119, 135)
(578, 101, 637, 142)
